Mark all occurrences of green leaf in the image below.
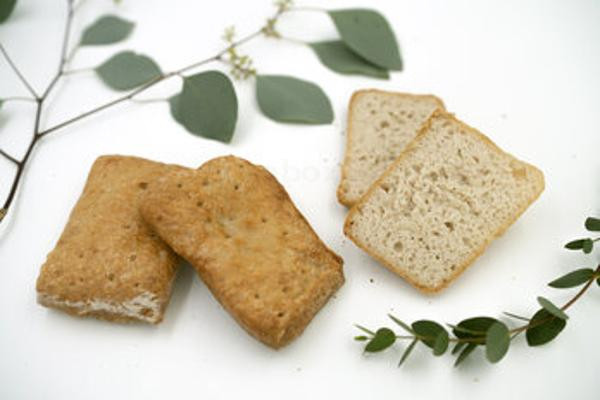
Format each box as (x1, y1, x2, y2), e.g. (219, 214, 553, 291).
(95, 51, 162, 91)
(537, 296, 568, 320)
(354, 335, 368, 341)
(485, 322, 510, 363)
(597, 277, 600, 288)
(255, 75, 333, 124)
(80, 15, 134, 45)
(354, 324, 375, 336)
(174, 71, 238, 143)
(548, 268, 595, 289)
(309, 40, 389, 79)
(328, 9, 402, 70)
(583, 239, 594, 254)
(398, 339, 418, 367)
(387, 314, 414, 334)
(412, 320, 448, 355)
(585, 217, 600, 231)
(526, 309, 567, 346)
(365, 328, 396, 353)
(453, 317, 497, 339)
(0, 0, 17, 24)
(451, 342, 467, 355)
(454, 343, 477, 367)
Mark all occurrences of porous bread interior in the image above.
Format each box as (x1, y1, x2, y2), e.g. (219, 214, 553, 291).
(338, 90, 444, 206)
(345, 111, 544, 292)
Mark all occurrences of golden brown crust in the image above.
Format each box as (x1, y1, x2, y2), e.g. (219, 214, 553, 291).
(140, 156, 344, 348)
(344, 111, 545, 293)
(337, 89, 446, 207)
(36, 155, 182, 323)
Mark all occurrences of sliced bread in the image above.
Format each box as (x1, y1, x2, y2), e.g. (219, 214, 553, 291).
(140, 156, 344, 348)
(337, 89, 445, 207)
(344, 111, 545, 293)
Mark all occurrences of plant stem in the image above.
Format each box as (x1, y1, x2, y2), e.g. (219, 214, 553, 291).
(0, 149, 20, 165)
(0, 44, 40, 99)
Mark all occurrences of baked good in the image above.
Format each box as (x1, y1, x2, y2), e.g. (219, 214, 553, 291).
(36, 155, 181, 323)
(344, 111, 545, 293)
(140, 155, 344, 348)
(337, 89, 445, 207)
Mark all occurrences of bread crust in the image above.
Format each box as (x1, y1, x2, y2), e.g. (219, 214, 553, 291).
(337, 89, 446, 207)
(344, 111, 545, 293)
(140, 156, 344, 348)
(36, 155, 181, 323)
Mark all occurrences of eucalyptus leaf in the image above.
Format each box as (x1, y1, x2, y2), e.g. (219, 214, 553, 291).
(582, 239, 594, 254)
(584, 217, 600, 231)
(412, 320, 448, 355)
(255, 75, 333, 124)
(309, 40, 389, 79)
(354, 335, 368, 341)
(174, 70, 238, 143)
(454, 343, 477, 367)
(565, 238, 588, 250)
(80, 15, 134, 45)
(537, 296, 568, 320)
(526, 309, 567, 346)
(451, 342, 467, 355)
(95, 51, 162, 91)
(328, 9, 402, 70)
(398, 339, 418, 367)
(597, 277, 600, 287)
(548, 268, 595, 289)
(365, 328, 396, 353)
(0, 0, 17, 24)
(485, 322, 510, 363)
(388, 314, 414, 334)
(453, 317, 497, 339)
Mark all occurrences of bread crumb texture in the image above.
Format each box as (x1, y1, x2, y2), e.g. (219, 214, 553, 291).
(36, 156, 180, 324)
(140, 156, 344, 348)
(345, 111, 544, 293)
(338, 90, 445, 207)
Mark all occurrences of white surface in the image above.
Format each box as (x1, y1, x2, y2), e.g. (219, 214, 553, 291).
(1, 0, 600, 399)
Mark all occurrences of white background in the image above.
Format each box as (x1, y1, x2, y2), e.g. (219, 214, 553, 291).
(1, 0, 600, 399)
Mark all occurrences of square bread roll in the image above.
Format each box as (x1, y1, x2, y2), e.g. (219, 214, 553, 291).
(140, 156, 344, 348)
(36, 156, 181, 323)
(344, 111, 544, 293)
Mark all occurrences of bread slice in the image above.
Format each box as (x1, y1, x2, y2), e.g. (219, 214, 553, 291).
(344, 111, 544, 293)
(337, 89, 445, 207)
(140, 156, 344, 348)
(36, 156, 181, 323)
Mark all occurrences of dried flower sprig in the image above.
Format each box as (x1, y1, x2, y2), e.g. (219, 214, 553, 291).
(355, 217, 600, 367)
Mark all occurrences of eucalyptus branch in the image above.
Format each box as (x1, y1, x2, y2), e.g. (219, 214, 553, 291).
(355, 217, 600, 367)
(0, 149, 20, 165)
(0, 43, 39, 99)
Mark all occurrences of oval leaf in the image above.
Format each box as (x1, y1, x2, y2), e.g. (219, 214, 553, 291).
(80, 15, 134, 45)
(365, 327, 396, 353)
(548, 268, 595, 289)
(175, 71, 238, 143)
(256, 75, 333, 124)
(412, 320, 447, 355)
(582, 238, 594, 254)
(95, 51, 162, 91)
(537, 296, 568, 320)
(0, 0, 17, 24)
(328, 9, 402, 70)
(565, 238, 588, 250)
(485, 322, 510, 363)
(526, 309, 567, 346)
(454, 343, 477, 367)
(453, 317, 497, 339)
(354, 335, 368, 342)
(584, 217, 600, 231)
(309, 40, 389, 79)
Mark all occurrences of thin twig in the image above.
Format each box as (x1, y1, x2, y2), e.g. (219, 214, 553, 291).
(0, 44, 40, 99)
(0, 149, 20, 165)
